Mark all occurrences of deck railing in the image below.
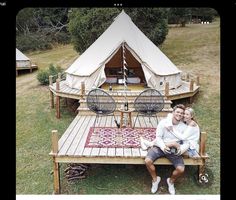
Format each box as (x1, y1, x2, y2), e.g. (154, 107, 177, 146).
(164, 72, 199, 96)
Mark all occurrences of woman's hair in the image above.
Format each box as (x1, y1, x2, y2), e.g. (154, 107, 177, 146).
(185, 107, 199, 126)
(185, 107, 195, 119)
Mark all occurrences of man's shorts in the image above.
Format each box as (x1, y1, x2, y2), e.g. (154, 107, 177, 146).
(146, 146, 184, 168)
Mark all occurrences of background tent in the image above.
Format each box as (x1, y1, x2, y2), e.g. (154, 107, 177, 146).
(16, 48, 31, 68)
(65, 10, 182, 91)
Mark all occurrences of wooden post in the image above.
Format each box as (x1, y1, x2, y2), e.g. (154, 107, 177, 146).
(200, 132, 207, 156)
(81, 81, 85, 98)
(50, 91, 54, 109)
(165, 82, 169, 96)
(190, 79, 194, 91)
(49, 76, 54, 108)
(196, 76, 200, 86)
(58, 73, 61, 80)
(51, 130, 58, 154)
(56, 79, 60, 118)
(49, 76, 53, 86)
(51, 130, 60, 194)
(30, 61, 32, 73)
(198, 160, 206, 178)
(198, 131, 207, 178)
(186, 73, 190, 81)
(56, 79, 60, 91)
(189, 96, 193, 104)
(56, 96, 60, 119)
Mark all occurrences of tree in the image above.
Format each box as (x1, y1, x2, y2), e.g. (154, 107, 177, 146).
(68, 8, 120, 53)
(168, 8, 218, 26)
(190, 8, 218, 22)
(68, 8, 169, 53)
(125, 8, 169, 46)
(168, 8, 191, 27)
(16, 8, 70, 52)
(16, 8, 36, 35)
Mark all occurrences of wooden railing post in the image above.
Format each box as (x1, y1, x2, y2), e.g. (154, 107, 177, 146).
(49, 76, 54, 108)
(50, 92, 54, 109)
(56, 79, 60, 118)
(190, 79, 194, 91)
(58, 73, 61, 81)
(56, 79, 60, 91)
(51, 130, 58, 154)
(165, 82, 169, 96)
(51, 130, 60, 194)
(80, 81, 85, 98)
(49, 76, 53, 86)
(186, 73, 190, 81)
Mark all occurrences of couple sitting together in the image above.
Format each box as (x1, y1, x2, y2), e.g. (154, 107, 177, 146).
(140, 104, 200, 195)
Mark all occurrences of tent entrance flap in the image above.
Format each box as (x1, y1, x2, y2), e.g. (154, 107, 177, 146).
(104, 45, 147, 86)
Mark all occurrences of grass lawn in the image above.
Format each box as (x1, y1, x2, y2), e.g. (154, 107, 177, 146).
(16, 19, 220, 194)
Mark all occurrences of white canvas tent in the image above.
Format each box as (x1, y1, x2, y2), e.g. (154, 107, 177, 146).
(65, 10, 182, 91)
(16, 48, 31, 68)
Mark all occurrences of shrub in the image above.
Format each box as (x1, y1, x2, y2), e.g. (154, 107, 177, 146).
(37, 64, 63, 85)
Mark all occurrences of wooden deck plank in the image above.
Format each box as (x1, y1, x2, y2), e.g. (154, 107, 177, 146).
(140, 149, 148, 157)
(107, 148, 115, 156)
(115, 148, 124, 156)
(99, 148, 108, 156)
(82, 148, 92, 156)
(58, 116, 87, 155)
(73, 116, 96, 156)
(91, 148, 100, 156)
(58, 115, 82, 151)
(131, 148, 140, 157)
(66, 115, 94, 156)
(123, 148, 132, 157)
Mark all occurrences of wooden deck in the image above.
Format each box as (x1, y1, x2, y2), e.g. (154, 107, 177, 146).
(49, 114, 208, 194)
(49, 79, 200, 101)
(50, 114, 204, 165)
(16, 64, 38, 76)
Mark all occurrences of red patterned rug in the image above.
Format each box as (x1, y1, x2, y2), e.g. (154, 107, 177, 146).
(85, 127, 156, 148)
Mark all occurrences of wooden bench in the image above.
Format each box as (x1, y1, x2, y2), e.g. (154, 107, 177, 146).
(50, 123, 209, 194)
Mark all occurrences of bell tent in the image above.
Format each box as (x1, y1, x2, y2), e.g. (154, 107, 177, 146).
(65, 10, 182, 91)
(16, 48, 31, 68)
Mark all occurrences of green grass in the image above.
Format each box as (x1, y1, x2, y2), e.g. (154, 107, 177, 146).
(16, 19, 220, 194)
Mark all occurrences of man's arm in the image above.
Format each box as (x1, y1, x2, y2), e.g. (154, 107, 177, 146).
(154, 120, 167, 152)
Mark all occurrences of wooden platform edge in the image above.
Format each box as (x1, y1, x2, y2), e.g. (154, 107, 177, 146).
(49, 129, 208, 194)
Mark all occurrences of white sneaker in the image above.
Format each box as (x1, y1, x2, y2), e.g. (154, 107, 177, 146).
(151, 176, 161, 193)
(167, 178, 175, 195)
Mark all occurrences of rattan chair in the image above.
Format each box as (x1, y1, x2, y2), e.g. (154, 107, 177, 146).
(87, 88, 119, 128)
(133, 88, 164, 128)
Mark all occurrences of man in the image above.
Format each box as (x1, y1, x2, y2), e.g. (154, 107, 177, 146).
(144, 104, 189, 195)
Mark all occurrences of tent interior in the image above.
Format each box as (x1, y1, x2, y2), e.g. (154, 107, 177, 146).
(102, 46, 146, 91)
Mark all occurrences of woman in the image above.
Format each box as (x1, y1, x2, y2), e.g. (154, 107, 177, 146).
(140, 107, 200, 158)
